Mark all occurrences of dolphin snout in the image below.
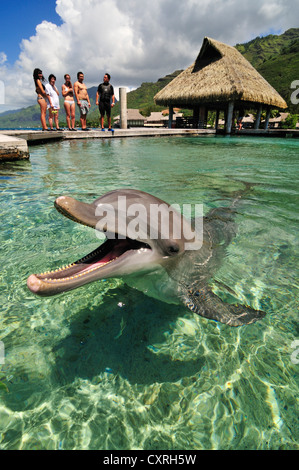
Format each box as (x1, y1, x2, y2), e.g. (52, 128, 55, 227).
(27, 274, 43, 294)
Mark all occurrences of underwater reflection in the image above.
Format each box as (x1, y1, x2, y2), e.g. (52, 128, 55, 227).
(52, 287, 205, 386)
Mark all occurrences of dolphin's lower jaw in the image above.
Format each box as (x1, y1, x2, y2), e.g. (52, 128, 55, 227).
(27, 237, 152, 296)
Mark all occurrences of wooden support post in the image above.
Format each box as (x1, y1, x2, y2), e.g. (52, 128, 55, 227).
(119, 87, 127, 129)
(254, 105, 262, 129)
(168, 106, 173, 128)
(225, 101, 234, 134)
(193, 106, 199, 128)
(204, 108, 208, 128)
(215, 109, 220, 130)
(198, 106, 206, 128)
(264, 108, 271, 130)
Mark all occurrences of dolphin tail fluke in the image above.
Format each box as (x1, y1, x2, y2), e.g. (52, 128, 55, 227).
(183, 285, 266, 327)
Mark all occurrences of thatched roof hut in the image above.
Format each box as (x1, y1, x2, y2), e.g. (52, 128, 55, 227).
(145, 110, 183, 127)
(114, 109, 145, 127)
(154, 37, 287, 133)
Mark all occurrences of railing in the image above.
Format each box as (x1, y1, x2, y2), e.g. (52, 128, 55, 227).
(175, 117, 207, 129)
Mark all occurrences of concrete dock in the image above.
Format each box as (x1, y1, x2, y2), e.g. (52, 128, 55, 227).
(0, 127, 215, 141)
(0, 132, 30, 161)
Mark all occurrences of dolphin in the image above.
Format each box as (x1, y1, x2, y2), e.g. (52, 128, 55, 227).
(27, 188, 266, 327)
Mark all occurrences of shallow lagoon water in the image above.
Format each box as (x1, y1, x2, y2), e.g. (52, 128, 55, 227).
(0, 135, 298, 450)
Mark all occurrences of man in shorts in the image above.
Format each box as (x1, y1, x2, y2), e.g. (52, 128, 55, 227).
(96, 73, 115, 131)
(74, 72, 91, 131)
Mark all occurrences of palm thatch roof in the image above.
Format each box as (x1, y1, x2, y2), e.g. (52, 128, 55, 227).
(155, 37, 287, 110)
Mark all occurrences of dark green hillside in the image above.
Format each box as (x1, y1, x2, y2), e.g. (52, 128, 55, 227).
(255, 38, 299, 112)
(126, 71, 183, 115)
(235, 28, 299, 67)
(235, 28, 299, 111)
(0, 104, 44, 129)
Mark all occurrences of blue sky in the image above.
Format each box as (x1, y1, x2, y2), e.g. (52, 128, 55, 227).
(0, 0, 298, 112)
(0, 1, 62, 65)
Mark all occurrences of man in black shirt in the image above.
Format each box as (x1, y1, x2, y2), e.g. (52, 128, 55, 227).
(96, 73, 115, 131)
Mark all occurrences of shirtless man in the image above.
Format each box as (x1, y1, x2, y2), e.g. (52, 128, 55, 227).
(74, 71, 91, 131)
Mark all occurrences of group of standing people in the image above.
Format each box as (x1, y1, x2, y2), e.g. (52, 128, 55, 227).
(33, 69, 115, 131)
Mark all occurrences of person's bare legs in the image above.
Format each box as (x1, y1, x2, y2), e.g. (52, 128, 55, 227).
(80, 113, 87, 129)
(48, 109, 54, 129)
(54, 110, 59, 129)
(64, 101, 71, 129)
(38, 99, 48, 130)
(70, 103, 76, 129)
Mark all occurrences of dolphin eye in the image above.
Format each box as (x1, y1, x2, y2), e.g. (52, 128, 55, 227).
(167, 243, 180, 255)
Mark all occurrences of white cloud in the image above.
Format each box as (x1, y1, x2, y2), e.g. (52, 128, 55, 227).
(0, 52, 7, 65)
(1, 0, 299, 109)
(258, 2, 284, 21)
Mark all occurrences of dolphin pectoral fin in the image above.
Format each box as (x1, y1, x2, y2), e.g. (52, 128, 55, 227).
(183, 285, 266, 327)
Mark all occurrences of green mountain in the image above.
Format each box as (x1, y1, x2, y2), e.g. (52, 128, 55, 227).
(235, 28, 299, 112)
(0, 28, 298, 128)
(122, 70, 183, 114)
(235, 28, 299, 67)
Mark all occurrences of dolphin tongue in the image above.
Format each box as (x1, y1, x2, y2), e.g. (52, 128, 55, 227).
(77, 239, 135, 274)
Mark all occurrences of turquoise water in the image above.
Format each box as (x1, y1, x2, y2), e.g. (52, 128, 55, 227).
(0, 135, 298, 450)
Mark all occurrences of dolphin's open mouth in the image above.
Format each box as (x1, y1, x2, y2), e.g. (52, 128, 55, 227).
(27, 193, 156, 296)
(27, 236, 151, 296)
(27, 191, 185, 296)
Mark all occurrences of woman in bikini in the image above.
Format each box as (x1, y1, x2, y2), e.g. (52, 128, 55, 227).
(62, 74, 76, 131)
(33, 68, 48, 131)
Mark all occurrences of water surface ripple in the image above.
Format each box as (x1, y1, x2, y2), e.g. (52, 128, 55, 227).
(0, 136, 298, 450)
